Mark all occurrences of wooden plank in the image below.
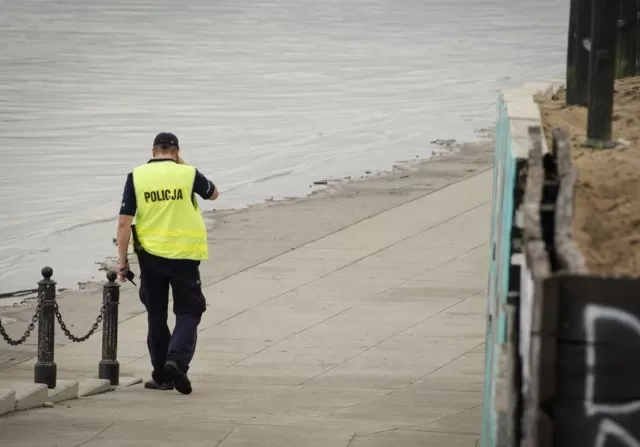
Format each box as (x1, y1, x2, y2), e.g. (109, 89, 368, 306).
(536, 276, 559, 336)
(616, 0, 639, 77)
(586, 0, 620, 146)
(553, 403, 640, 447)
(532, 276, 558, 406)
(523, 126, 551, 283)
(552, 128, 586, 273)
(522, 407, 553, 447)
(557, 343, 640, 372)
(539, 275, 640, 342)
(534, 409, 553, 447)
(566, 0, 579, 103)
(557, 367, 640, 400)
(567, 0, 594, 105)
(532, 334, 557, 404)
(522, 127, 553, 447)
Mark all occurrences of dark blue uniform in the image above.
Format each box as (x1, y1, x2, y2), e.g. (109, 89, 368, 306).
(120, 158, 216, 389)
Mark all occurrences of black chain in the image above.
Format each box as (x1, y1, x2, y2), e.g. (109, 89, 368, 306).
(54, 293, 110, 343)
(0, 292, 43, 346)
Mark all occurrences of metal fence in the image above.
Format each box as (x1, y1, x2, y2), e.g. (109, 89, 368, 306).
(0, 268, 121, 388)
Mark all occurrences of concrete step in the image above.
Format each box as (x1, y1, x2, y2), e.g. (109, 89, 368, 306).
(0, 375, 142, 416)
(47, 380, 79, 404)
(0, 389, 16, 416)
(78, 379, 111, 397)
(0, 380, 48, 411)
(115, 376, 143, 389)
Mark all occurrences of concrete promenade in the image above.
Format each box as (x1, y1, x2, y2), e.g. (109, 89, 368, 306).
(0, 146, 493, 446)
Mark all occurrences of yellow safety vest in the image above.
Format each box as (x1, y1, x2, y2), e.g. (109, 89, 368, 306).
(132, 161, 209, 260)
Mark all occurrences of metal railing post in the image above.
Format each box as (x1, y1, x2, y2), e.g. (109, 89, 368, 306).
(34, 266, 57, 389)
(98, 270, 120, 386)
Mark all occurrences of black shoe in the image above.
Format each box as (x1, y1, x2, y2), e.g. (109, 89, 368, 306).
(164, 360, 192, 395)
(144, 379, 174, 391)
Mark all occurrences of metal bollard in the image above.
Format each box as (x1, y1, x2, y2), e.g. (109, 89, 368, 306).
(98, 270, 120, 386)
(34, 266, 57, 389)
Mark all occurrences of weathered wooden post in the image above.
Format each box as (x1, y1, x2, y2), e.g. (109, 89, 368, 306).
(566, 0, 593, 106)
(616, 0, 639, 77)
(566, 0, 578, 103)
(98, 270, 120, 386)
(637, 1, 640, 69)
(34, 266, 57, 389)
(586, 0, 620, 147)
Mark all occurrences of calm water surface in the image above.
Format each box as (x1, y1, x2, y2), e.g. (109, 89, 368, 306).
(0, 0, 568, 292)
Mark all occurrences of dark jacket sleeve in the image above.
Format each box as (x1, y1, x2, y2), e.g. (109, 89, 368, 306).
(193, 169, 216, 199)
(119, 173, 137, 216)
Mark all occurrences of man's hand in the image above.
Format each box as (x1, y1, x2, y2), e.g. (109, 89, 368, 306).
(116, 214, 134, 281)
(117, 259, 130, 282)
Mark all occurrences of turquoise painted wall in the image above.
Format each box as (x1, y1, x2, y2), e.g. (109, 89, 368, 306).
(481, 92, 517, 447)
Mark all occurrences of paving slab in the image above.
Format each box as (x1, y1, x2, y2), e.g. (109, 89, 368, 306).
(0, 145, 493, 446)
(411, 405, 482, 435)
(351, 429, 479, 447)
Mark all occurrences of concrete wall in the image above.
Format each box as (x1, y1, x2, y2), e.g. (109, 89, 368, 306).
(481, 80, 561, 447)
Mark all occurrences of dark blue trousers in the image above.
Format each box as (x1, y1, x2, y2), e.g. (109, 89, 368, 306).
(138, 251, 207, 383)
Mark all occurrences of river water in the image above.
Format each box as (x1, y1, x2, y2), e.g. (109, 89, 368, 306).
(0, 0, 568, 293)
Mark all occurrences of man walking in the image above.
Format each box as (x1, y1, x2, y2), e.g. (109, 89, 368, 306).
(115, 132, 218, 394)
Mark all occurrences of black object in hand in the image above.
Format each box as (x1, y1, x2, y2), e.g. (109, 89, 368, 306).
(125, 269, 137, 286)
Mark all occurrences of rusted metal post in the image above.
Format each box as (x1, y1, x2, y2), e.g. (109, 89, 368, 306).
(34, 266, 57, 389)
(98, 270, 120, 386)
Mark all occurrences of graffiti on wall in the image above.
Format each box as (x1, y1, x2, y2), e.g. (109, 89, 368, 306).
(583, 305, 640, 447)
(531, 276, 640, 447)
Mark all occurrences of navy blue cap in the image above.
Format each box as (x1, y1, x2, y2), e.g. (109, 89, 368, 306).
(153, 132, 179, 148)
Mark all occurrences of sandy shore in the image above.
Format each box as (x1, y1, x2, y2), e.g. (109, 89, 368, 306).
(0, 136, 493, 371)
(539, 76, 640, 276)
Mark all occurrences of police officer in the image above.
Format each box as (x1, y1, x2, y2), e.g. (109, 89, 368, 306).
(115, 132, 218, 395)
